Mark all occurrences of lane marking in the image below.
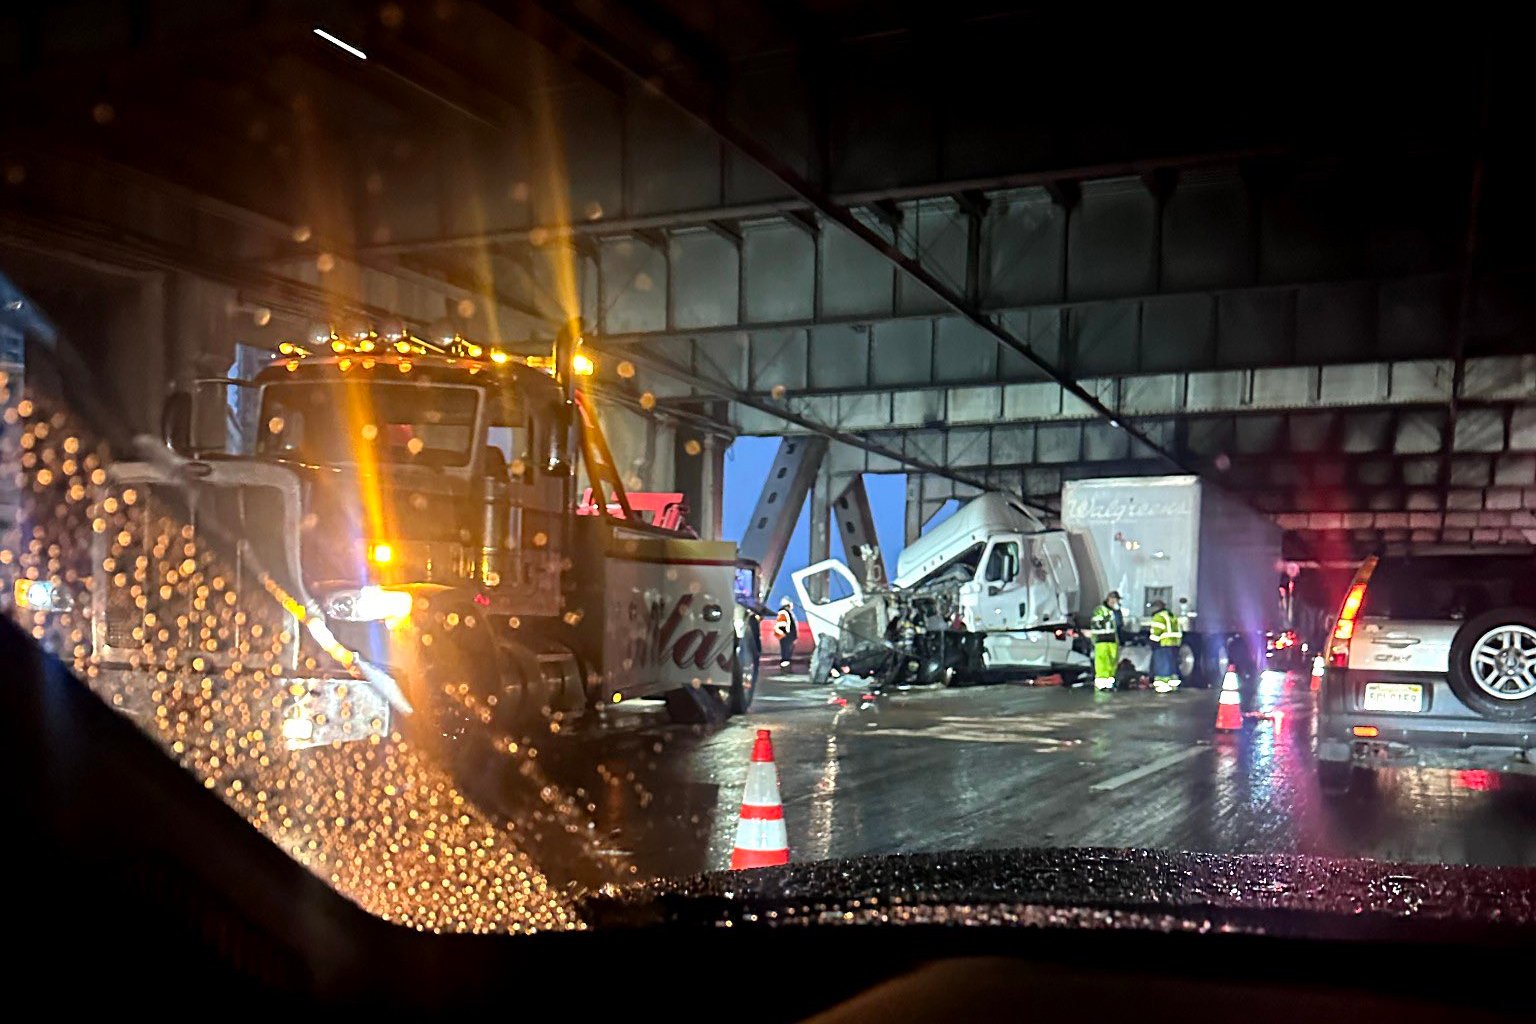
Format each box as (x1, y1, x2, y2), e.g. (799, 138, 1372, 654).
(1089, 746, 1207, 793)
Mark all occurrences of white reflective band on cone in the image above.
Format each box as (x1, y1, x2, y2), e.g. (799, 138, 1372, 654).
(733, 761, 788, 853)
(734, 812, 789, 854)
(1219, 669, 1241, 703)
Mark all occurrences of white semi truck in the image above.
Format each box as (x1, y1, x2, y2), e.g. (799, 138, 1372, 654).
(795, 475, 1286, 688)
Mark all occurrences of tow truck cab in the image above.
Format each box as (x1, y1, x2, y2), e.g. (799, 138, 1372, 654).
(101, 326, 746, 747)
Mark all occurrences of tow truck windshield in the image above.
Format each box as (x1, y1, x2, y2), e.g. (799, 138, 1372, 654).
(257, 381, 480, 468)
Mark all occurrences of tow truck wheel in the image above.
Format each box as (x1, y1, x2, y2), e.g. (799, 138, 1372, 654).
(728, 640, 758, 715)
(416, 600, 495, 750)
(664, 686, 729, 725)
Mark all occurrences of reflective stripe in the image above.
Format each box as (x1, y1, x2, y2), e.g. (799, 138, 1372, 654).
(1150, 610, 1181, 645)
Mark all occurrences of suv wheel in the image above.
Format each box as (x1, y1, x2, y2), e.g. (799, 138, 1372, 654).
(1447, 607, 1536, 721)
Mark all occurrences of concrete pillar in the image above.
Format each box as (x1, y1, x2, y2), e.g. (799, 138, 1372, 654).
(166, 273, 240, 385)
(698, 432, 724, 540)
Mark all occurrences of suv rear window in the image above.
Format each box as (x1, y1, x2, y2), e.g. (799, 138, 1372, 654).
(1362, 555, 1536, 620)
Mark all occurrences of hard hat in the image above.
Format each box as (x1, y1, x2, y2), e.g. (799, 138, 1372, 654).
(1106, 590, 1121, 600)
(1150, 598, 1167, 611)
(780, 596, 793, 608)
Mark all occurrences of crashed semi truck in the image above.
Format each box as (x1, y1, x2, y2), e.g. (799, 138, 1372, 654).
(796, 476, 1285, 689)
(87, 320, 757, 750)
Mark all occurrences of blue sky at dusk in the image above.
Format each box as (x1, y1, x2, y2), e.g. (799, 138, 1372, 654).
(723, 436, 958, 606)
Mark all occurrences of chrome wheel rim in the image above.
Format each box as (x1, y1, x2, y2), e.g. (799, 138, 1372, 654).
(1178, 644, 1196, 677)
(1469, 624, 1536, 700)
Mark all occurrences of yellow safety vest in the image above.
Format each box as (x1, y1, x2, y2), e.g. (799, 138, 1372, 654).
(1149, 608, 1183, 647)
(1089, 605, 1117, 644)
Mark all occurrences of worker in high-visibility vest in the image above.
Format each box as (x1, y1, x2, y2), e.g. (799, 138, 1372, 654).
(774, 597, 798, 670)
(1089, 591, 1122, 691)
(1148, 598, 1184, 693)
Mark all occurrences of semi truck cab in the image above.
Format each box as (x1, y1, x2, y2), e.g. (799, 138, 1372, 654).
(794, 493, 1083, 685)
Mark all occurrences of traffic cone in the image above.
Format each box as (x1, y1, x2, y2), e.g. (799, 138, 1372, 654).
(1215, 665, 1243, 732)
(730, 729, 790, 869)
(1310, 654, 1324, 692)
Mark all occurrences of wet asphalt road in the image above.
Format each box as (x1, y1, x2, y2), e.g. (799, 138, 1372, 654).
(519, 668, 1536, 886)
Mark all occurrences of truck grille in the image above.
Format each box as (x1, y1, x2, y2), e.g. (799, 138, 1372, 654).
(93, 464, 302, 672)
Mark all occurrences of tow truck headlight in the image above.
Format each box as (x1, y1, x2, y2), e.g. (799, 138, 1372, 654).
(13, 578, 73, 612)
(324, 585, 413, 624)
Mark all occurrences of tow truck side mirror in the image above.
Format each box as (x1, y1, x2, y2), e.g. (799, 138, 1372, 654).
(161, 391, 194, 456)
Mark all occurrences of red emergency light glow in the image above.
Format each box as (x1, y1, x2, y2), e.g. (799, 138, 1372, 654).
(1455, 770, 1500, 792)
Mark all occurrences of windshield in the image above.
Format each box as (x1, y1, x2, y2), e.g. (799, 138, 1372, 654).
(3, 4, 1534, 959)
(1362, 556, 1536, 621)
(257, 382, 479, 468)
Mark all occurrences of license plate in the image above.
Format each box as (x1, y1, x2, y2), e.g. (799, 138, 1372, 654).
(1362, 682, 1424, 713)
(280, 678, 393, 750)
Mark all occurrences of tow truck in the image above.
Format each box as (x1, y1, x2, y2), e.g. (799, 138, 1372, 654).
(92, 319, 757, 749)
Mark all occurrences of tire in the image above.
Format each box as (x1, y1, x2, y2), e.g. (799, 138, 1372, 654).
(485, 643, 541, 736)
(1317, 759, 1360, 796)
(1178, 642, 1198, 681)
(1184, 634, 1224, 690)
(1446, 607, 1536, 721)
(728, 640, 758, 715)
(810, 636, 840, 685)
(1226, 633, 1260, 679)
(415, 600, 497, 751)
(664, 686, 728, 725)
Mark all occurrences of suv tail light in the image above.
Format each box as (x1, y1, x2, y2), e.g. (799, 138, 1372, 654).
(1328, 557, 1378, 667)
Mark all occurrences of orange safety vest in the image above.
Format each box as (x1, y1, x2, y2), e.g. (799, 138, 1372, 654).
(774, 609, 794, 637)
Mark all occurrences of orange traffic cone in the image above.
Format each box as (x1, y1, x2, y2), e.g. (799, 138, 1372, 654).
(730, 729, 790, 869)
(1310, 654, 1324, 692)
(1215, 665, 1243, 731)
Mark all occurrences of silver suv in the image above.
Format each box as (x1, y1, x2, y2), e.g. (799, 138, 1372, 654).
(1316, 551, 1536, 789)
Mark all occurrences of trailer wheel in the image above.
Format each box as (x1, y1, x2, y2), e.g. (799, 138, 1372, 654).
(1178, 642, 1198, 681)
(1184, 635, 1225, 689)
